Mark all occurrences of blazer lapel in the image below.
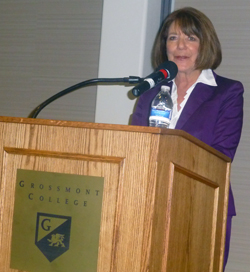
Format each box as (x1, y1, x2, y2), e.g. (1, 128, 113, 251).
(175, 83, 215, 130)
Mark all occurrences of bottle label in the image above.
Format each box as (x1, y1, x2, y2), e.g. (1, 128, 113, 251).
(149, 108, 172, 120)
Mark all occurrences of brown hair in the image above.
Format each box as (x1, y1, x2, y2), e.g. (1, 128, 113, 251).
(152, 7, 222, 70)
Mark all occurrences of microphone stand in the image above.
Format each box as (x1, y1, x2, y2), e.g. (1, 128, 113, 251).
(28, 76, 142, 118)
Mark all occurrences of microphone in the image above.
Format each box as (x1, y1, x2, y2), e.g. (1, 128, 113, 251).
(132, 61, 178, 97)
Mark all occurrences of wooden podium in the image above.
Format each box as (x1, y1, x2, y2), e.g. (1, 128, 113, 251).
(0, 116, 230, 272)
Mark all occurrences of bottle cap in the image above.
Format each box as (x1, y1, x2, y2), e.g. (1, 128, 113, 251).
(161, 86, 170, 93)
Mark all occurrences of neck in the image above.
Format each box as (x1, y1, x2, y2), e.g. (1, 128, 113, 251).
(175, 70, 201, 89)
(174, 70, 202, 112)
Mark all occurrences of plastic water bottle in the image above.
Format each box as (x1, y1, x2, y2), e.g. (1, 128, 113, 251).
(149, 86, 173, 128)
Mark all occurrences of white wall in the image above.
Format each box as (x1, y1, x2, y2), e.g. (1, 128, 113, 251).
(95, 0, 163, 125)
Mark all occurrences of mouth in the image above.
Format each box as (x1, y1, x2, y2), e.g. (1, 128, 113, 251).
(175, 56, 189, 60)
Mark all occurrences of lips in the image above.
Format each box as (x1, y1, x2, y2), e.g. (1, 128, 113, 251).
(175, 56, 189, 60)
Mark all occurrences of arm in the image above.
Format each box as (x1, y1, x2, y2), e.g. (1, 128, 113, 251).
(211, 80, 244, 161)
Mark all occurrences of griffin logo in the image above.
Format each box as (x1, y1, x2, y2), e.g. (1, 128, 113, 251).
(35, 213, 71, 262)
(48, 234, 66, 247)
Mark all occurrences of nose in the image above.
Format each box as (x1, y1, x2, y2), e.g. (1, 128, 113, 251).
(177, 37, 186, 49)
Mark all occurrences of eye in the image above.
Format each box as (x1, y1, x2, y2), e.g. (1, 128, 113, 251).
(168, 35, 177, 41)
(188, 35, 198, 41)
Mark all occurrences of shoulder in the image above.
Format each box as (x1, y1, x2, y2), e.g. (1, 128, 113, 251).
(213, 71, 244, 91)
(211, 71, 244, 119)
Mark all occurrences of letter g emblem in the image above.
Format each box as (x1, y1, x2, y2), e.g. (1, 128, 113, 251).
(41, 218, 51, 231)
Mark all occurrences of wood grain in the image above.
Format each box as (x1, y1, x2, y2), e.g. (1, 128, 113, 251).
(0, 117, 230, 272)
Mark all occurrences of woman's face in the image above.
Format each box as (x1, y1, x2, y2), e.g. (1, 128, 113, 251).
(166, 22, 200, 75)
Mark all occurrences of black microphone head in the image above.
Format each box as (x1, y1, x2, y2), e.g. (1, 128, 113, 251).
(131, 61, 178, 97)
(157, 61, 178, 81)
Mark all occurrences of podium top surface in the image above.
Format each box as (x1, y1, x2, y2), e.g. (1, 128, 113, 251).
(0, 116, 230, 162)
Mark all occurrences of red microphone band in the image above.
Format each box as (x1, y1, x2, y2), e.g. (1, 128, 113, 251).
(159, 68, 169, 79)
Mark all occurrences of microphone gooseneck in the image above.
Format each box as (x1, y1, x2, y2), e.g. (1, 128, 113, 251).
(29, 76, 143, 118)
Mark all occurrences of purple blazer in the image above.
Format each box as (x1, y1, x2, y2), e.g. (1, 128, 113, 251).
(131, 71, 244, 216)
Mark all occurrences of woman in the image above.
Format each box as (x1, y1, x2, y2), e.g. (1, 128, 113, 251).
(131, 7, 244, 269)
